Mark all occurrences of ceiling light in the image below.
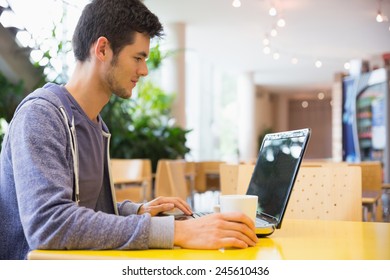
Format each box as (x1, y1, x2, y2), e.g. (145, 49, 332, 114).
(232, 0, 241, 8)
(263, 46, 271, 55)
(273, 52, 280, 60)
(270, 28, 277, 37)
(302, 101, 309, 108)
(344, 62, 350, 70)
(315, 60, 322, 68)
(375, 0, 388, 22)
(263, 37, 270, 46)
(277, 18, 286, 28)
(376, 11, 384, 22)
(269, 7, 277, 16)
(318, 92, 325, 100)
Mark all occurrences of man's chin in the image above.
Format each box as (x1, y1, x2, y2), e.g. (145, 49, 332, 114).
(113, 90, 132, 99)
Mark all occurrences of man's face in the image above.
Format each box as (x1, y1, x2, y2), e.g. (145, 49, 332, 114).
(105, 32, 150, 99)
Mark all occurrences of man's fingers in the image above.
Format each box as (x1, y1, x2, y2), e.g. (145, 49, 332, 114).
(148, 203, 175, 216)
(152, 197, 192, 215)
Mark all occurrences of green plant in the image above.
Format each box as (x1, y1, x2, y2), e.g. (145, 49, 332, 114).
(0, 70, 47, 145)
(0, 72, 27, 123)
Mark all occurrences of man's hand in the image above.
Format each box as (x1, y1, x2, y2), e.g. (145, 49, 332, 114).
(138, 196, 192, 216)
(174, 212, 258, 249)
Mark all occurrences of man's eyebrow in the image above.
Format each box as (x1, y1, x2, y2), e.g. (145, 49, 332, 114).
(137, 51, 148, 58)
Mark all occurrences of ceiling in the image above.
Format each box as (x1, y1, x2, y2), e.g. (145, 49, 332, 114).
(145, 0, 390, 92)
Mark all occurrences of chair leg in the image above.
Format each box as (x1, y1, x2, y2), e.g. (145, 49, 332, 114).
(362, 205, 368, 222)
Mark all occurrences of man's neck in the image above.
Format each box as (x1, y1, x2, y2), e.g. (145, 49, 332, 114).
(65, 64, 111, 122)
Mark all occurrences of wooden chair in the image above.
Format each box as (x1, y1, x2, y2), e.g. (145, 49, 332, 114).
(184, 161, 196, 207)
(348, 161, 383, 221)
(110, 159, 152, 203)
(219, 163, 363, 221)
(154, 159, 190, 201)
(194, 161, 225, 193)
(219, 164, 239, 195)
(237, 164, 255, 195)
(220, 163, 255, 195)
(285, 165, 362, 221)
(301, 160, 382, 221)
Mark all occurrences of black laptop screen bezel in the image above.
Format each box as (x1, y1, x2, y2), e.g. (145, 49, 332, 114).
(246, 128, 311, 229)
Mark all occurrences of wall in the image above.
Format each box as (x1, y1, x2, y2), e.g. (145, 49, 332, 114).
(288, 98, 333, 159)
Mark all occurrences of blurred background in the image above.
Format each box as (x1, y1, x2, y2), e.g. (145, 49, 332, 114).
(1, 0, 389, 169)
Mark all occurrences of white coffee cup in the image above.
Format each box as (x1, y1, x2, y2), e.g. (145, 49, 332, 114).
(219, 195, 258, 223)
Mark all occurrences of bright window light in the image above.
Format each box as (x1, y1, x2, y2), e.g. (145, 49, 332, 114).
(0, 9, 23, 29)
(0, 0, 9, 8)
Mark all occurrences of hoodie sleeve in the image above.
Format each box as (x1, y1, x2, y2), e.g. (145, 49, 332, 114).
(118, 201, 175, 248)
(9, 97, 174, 250)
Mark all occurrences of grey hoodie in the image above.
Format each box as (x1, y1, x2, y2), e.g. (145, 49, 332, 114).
(0, 83, 174, 259)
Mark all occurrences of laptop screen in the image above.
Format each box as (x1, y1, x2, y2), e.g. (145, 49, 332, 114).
(246, 128, 310, 227)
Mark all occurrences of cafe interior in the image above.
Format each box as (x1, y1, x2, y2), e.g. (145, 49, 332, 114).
(1, 0, 390, 260)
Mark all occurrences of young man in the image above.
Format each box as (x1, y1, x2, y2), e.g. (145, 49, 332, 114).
(0, 0, 257, 259)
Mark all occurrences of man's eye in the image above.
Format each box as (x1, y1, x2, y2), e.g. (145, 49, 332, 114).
(135, 57, 142, 62)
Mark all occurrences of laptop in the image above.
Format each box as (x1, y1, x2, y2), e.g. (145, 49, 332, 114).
(166, 128, 311, 237)
(247, 128, 311, 236)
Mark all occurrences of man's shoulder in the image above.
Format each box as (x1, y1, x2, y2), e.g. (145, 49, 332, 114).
(28, 83, 66, 106)
(15, 83, 67, 115)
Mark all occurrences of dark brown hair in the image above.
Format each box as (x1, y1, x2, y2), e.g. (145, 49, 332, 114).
(72, 0, 163, 61)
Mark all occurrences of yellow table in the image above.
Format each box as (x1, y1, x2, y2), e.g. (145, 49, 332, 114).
(27, 219, 390, 260)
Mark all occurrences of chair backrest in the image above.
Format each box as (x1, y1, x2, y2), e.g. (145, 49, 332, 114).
(111, 159, 144, 183)
(184, 161, 196, 194)
(194, 161, 225, 193)
(348, 161, 382, 192)
(219, 163, 363, 221)
(219, 164, 239, 195)
(154, 159, 189, 200)
(237, 164, 255, 195)
(110, 159, 153, 201)
(284, 165, 362, 221)
(219, 163, 254, 195)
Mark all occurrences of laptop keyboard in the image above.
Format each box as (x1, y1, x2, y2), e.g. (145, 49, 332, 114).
(255, 218, 271, 227)
(174, 211, 211, 220)
(173, 211, 273, 228)
(192, 211, 212, 218)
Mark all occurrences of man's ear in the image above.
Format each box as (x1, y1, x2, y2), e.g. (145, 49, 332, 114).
(94, 36, 111, 61)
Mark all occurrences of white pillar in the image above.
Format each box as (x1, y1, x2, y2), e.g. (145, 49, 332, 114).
(274, 94, 289, 132)
(160, 23, 186, 127)
(332, 73, 344, 162)
(238, 72, 256, 162)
